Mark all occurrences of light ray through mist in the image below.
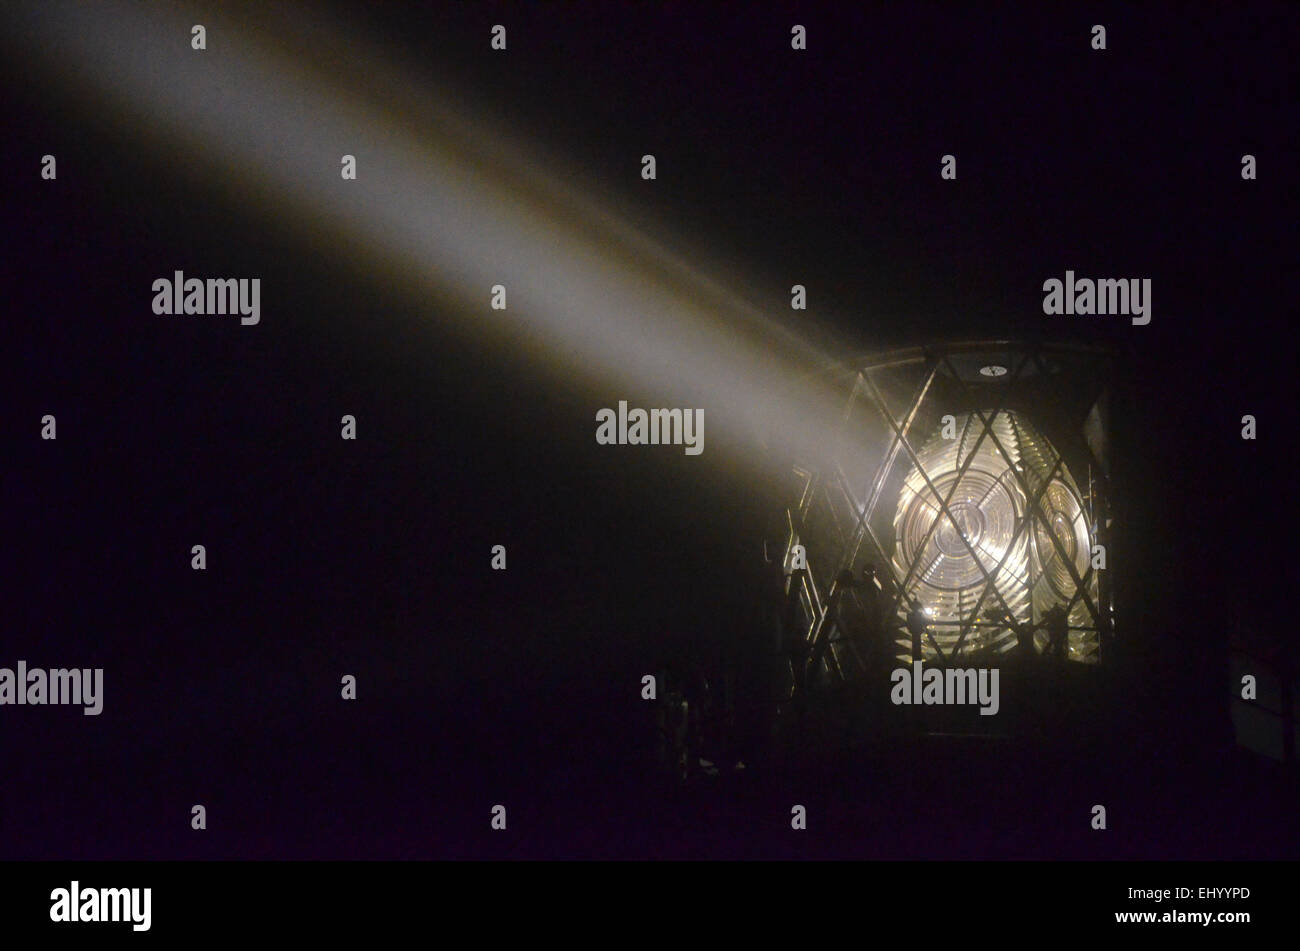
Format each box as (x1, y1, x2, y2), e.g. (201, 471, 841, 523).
(7, 0, 869, 472)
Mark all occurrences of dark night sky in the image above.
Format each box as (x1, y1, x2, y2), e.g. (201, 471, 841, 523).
(2, 2, 1294, 859)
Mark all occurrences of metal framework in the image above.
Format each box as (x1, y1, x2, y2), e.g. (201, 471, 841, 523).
(781, 341, 1114, 684)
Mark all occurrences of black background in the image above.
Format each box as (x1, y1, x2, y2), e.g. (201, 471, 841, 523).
(2, 1, 1294, 861)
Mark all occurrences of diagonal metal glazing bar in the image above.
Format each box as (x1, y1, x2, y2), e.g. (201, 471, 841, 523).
(787, 569, 821, 658)
(831, 466, 920, 657)
(876, 407, 990, 617)
(836, 371, 864, 435)
(976, 403, 1100, 630)
(804, 575, 853, 684)
(798, 556, 824, 629)
(822, 482, 851, 553)
(971, 537, 1031, 587)
(829, 467, 911, 650)
(785, 506, 823, 625)
(974, 466, 1021, 508)
(832, 466, 905, 592)
(931, 381, 1062, 607)
(822, 623, 845, 680)
(876, 350, 1034, 617)
(857, 394, 994, 665)
(864, 352, 1035, 631)
(797, 476, 854, 661)
(951, 451, 1068, 655)
(828, 462, 949, 666)
(794, 470, 821, 540)
(829, 631, 866, 671)
(792, 473, 854, 652)
(805, 543, 856, 674)
(835, 360, 941, 583)
(803, 361, 940, 668)
(802, 484, 856, 676)
(863, 394, 1024, 665)
(969, 404, 1101, 629)
(861, 360, 941, 524)
(936, 350, 1100, 640)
